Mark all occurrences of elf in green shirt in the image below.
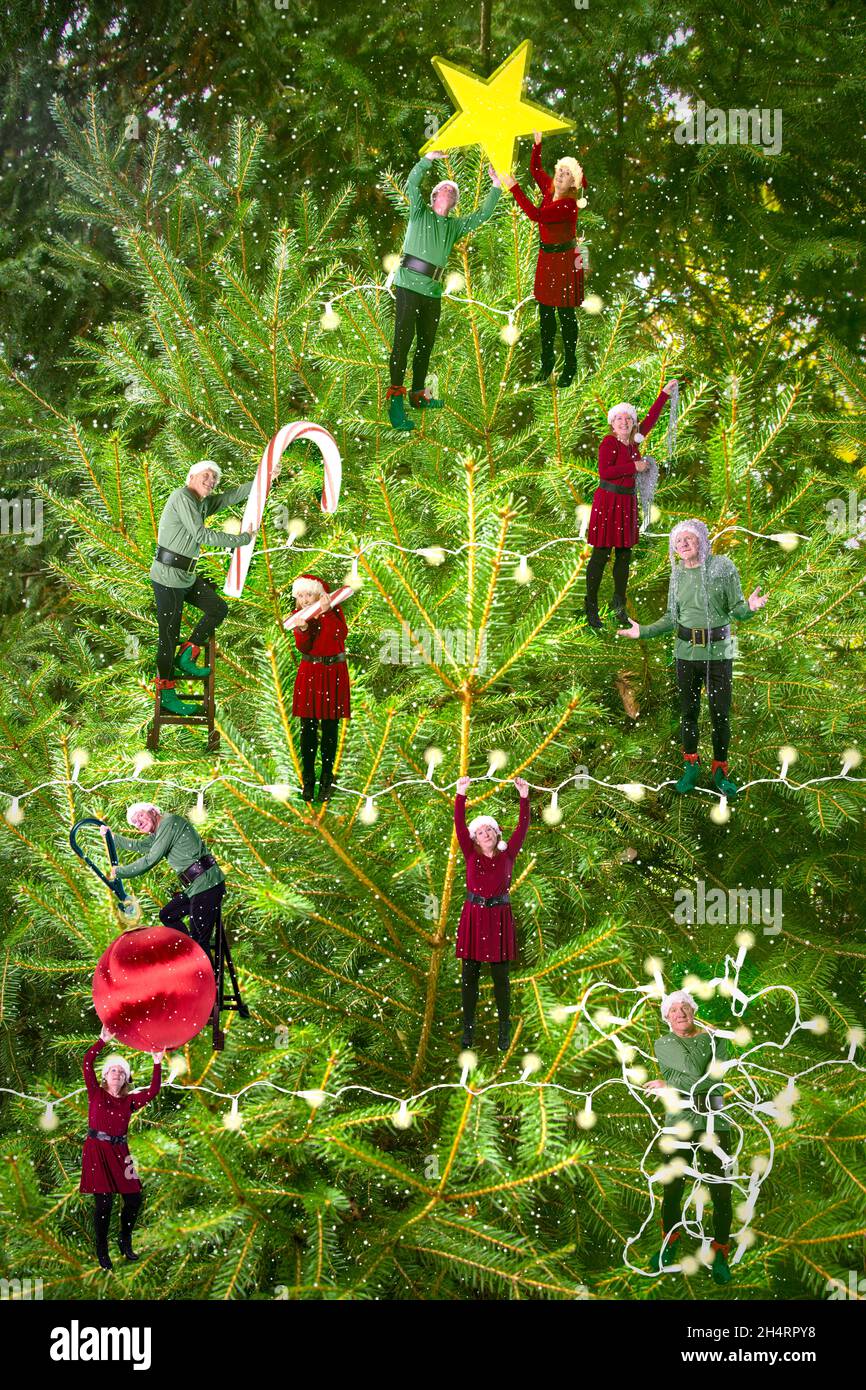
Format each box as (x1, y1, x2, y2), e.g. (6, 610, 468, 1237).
(103, 803, 226, 962)
(386, 151, 502, 430)
(150, 460, 264, 717)
(618, 518, 769, 798)
(645, 989, 734, 1285)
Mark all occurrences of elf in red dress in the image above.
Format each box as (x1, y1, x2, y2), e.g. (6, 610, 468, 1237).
(79, 1026, 163, 1271)
(584, 381, 678, 630)
(454, 776, 530, 1051)
(290, 574, 350, 803)
(501, 132, 588, 388)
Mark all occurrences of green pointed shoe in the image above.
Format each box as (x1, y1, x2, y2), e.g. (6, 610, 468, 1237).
(409, 389, 443, 409)
(386, 388, 415, 431)
(711, 1244, 733, 1285)
(174, 644, 211, 678)
(712, 765, 739, 799)
(160, 688, 198, 717)
(674, 759, 702, 794)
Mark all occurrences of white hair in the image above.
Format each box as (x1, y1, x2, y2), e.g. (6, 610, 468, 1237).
(186, 460, 222, 485)
(127, 802, 161, 826)
(467, 815, 507, 852)
(669, 519, 710, 568)
(101, 1053, 131, 1083)
(661, 989, 698, 1023)
(431, 179, 459, 207)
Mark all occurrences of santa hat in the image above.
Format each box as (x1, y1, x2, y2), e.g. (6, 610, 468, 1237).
(467, 815, 507, 852)
(291, 573, 329, 599)
(555, 157, 588, 207)
(186, 460, 222, 484)
(127, 802, 162, 825)
(661, 989, 698, 1022)
(607, 402, 642, 441)
(431, 179, 459, 207)
(101, 1053, 131, 1083)
(669, 519, 710, 568)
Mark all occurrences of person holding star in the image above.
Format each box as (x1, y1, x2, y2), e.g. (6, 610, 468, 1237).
(617, 519, 769, 798)
(499, 131, 588, 388)
(386, 151, 502, 430)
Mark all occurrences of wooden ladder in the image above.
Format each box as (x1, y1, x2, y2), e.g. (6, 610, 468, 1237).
(147, 637, 219, 752)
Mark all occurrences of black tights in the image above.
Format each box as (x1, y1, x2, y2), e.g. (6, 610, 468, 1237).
(538, 303, 577, 369)
(661, 1147, 732, 1243)
(461, 959, 510, 1036)
(300, 717, 339, 786)
(389, 286, 442, 391)
(676, 660, 733, 762)
(93, 1192, 143, 1252)
(585, 545, 632, 607)
(152, 577, 228, 680)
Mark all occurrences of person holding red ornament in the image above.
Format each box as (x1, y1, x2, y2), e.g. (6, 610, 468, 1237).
(290, 574, 350, 803)
(499, 132, 588, 389)
(454, 776, 530, 1051)
(80, 1025, 163, 1271)
(584, 382, 678, 631)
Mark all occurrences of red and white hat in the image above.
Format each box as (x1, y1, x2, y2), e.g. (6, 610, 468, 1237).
(291, 573, 329, 599)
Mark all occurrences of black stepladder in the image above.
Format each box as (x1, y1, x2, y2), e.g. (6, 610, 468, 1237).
(147, 636, 219, 753)
(212, 894, 249, 1051)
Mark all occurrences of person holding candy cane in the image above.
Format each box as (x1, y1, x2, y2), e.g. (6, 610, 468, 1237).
(454, 776, 530, 1051)
(150, 459, 279, 715)
(499, 132, 588, 388)
(583, 383, 678, 631)
(386, 151, 502, 430)
(617, 519, 769, 798)
(80, 1025, 163, 1271)
(290, 575, 350, 803)
(103, 804, 226, 961)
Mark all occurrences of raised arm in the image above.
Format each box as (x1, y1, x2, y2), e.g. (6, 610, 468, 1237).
(454, 183, 501, 237)
(454, 793, 475, 858)
(405, 158, 430, 217)
(130, 1061, 162, 1112)
(530, 140, 552, 194)
(638, 388, 671, 440)
(83, 1037, 107, 1096)
(505, 792, 531, 860)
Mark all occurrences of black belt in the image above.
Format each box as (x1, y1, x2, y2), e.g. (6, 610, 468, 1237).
(87, 1128, 127, 1145)
(155, 545, 197, 572)
(598, 480, 635, 496)
(539, 237, 577, 253)
(466, 891, 511, 908)
(179, 853, 217, 886)
(677, 624, 730, 645)
(400, 253, 445, 283)
(301, 653, 347, 665)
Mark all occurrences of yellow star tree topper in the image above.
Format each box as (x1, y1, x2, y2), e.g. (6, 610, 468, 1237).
(420, 40, 573, 176)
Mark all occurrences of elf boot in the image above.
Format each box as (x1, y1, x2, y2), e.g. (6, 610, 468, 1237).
(674, 755, 702, 794)
(711, 761, 739, 799)
(557, 357, 577, 389)
(119, 1197, 141, 1262)
(710, 1240, 733, 1285)
(156, 678, 196, 717)
(174, 641, 211, 678)
(583, 596, 604, 632)
(316, 773, 335, 803)
(96, 1244, 114, 1272)
(657, 1226, 680, 1271)
(386, 386, 416, 431)
(611, 593, 629, 624)
(409, 388, 443, 409)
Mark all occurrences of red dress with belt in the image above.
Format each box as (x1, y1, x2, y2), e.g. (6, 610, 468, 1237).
(587, 389, 670, 549)
(454, 793, 530, 963)
(508, 143, 586, 308)
(292, 607, 351, 719)
(79, 1038, 162, 1194)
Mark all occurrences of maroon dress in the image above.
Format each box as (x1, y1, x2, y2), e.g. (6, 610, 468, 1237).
(79, 1038, 162, 1195)
(508, 143, 587, 308)
(587, 389, 670, 549)
(454, 793, 530, 963)
(292, 605, 351, 719)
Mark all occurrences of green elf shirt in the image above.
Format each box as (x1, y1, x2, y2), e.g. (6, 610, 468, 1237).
(394, 159, 501, 300)
(150, 482, 254, 591)
(639, 555, 755, 661)
(653, 1030, 731, 1133)
(113, 813, 224, 898)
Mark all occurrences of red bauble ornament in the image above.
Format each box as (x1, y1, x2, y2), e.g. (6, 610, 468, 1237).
(92, 927, 216, 1051)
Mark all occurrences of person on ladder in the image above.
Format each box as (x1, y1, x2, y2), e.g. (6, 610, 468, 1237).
(150, 460, 268, 716)
(289, 574, 351, 803)
(102, 803, 226, 961)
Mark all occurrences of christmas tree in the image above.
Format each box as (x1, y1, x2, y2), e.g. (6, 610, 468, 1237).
(0, 97, 864, 1302)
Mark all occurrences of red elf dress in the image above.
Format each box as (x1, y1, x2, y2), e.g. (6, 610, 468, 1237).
(292, 576, 351, 720)
(508, 143, 587, 307)
(587, 389, 671, 549)
(79, 1037, 161, 1194)
(454, 793, 530, 963)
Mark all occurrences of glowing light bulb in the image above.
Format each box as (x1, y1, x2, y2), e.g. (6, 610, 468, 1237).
(298, 1089, 326, 1109)
(577, 1096, 596, 1129)
(320, 301, 341, 331)
(581, 294, 603, 314)
(770, 532, 801, 551)
(133, 751, 154, 777)
(513, 555, 533, 584)
(393, 1101, 413, 1130)
(734, 930, 754, 969)
(710, 797, 730, 825)
(5, 798, 24, 825)
(382, 253, 401, 274)
(167, 1055, 188, 1084)
(542, 790, 562, 826)
(39, 1103, 59, 1132)
(359, 797, 378, 825)
(267, 783, 292, 802)
(223, 1098, 243, 1131)
(286, 518, 307, 545)
(458, 1050, 478, 1086)
(189, 791, 207, 824)
(619, 782, 645, 802)
(500, 315, 520, 346)
(486, 750, 508, 777)
(444, 272, 465, 295)
(777, 745, 798, 780)
(520, 1053, 543, 1082)
(419, 546, 446, 566)
(424, 746, 443, 781)
(71, 748, 89, 782)
(841, 747, 862, 775)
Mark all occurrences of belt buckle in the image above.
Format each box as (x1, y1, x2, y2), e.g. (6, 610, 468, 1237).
(691, 627, 706, 645)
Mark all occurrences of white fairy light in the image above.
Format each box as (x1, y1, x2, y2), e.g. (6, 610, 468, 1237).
(424, 746, 443, 781)
(167, 1055, 188, 1085)
(419, 546, 446, 566)
(512, 555, 533, 584)
(846, 1027, 865, 1061)
(359, 797, 378, 825)
(458, 1050, 478, 1087)
(382, 253, 401, 274)
(644, 957, 665, 994)
(132, 751, 154, 777)
(778, 745, 798, 780)
(709, 797, 730, 824)
(444, 272, 465, 295)
(286, 518, 307, 545)
(39, 1102, 59, 1132)
(189, 791, 207, 825)
(801, 1015, 829, 1035)
(486, 750, 508, 777)
(71, 749, 89, 782)
(5, 798, 23, 825)
(393, 1101, 413, 1130)
(319, 301, 341, 331)
(770, 532, 800, 551)
(520, 1053, 543, 1082)
(298, 1089, 327, 1109)
(619, 782, 645, 802)
(841, 747, 862, 775)
(733, 930, 754, 970)
(267, 783, 292, 802)
(577, 1095, 596, 1129)
(542, 790, 562, 825)
(581, 294, 603, 314)
(223, 1097, 243, 1131)
(500, 313, 520, 346)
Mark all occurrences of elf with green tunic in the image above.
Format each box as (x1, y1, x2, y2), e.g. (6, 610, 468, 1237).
(102, 803, 226, 961)
(386, 151, 502, 430)
(645, 989, 734, 1285)
(618, 518, 769, 798)
(150, 460, 265, 716)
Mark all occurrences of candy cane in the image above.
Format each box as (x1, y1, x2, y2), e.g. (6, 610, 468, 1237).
(283, 585, 355, 632)
(224, 421, 342, 598)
